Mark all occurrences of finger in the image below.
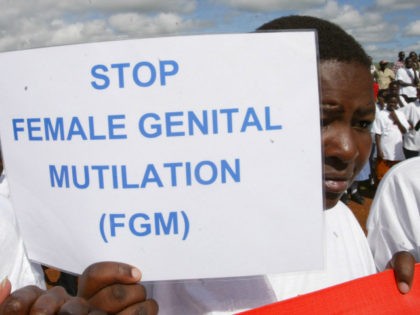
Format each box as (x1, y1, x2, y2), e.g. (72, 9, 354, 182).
(0, 278, 11, 304)
(388, 251, 415, 294)
(78, 262, 142, 299)
(30, 286, 71, 314)
(88, 283, 147, 314)
(57, 296, 90, 315)
(116, 299, 159, 315)
(0, 285, 43, 315)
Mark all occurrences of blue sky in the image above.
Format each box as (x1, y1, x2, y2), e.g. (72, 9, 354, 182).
(0, 0, 419, 62)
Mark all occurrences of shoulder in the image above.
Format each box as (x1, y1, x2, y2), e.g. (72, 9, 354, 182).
(325, 201, 361, 229)
(383, 157, 420, 182)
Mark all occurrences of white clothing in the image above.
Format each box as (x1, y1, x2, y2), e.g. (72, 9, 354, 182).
(401, 100, 420, 151)
(0, 175, 45, 291)
(355, 160, 370, 181)
(396, 67, 419, 98)
(370, 103, 385, 159)
(372, 109, 410, 161)
(367, 157, 420, 270)
(145, 202, 376, 315)
(0, 172, 9, 198)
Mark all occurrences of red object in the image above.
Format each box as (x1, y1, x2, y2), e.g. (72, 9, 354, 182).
(238, 264, 420, 315)
(373, 82, 379, 99)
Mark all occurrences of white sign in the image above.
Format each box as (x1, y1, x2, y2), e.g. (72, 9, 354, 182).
(0, 33, 323, 281)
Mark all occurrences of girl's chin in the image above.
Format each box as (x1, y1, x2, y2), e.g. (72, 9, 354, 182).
(324, 193, 342, 209)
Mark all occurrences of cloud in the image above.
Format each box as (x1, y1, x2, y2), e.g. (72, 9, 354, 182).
(214, 0, 325, 11)
(302, 0, 398, 43)
(0, 0, 197, 16)
(374, 0, 419, 10)
(0, 0, 199, 51)
(108, 12, 201, 37)
(405, 20, 420, 36)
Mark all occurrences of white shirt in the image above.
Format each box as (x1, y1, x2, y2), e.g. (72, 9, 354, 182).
(367, 157, 420, 271)
(372, 109, 410, 160)
(145, 202, 376, 314)
(0, 175, 45, 291)
(401, 100, 420, 151)
(396, 67, 419, 98)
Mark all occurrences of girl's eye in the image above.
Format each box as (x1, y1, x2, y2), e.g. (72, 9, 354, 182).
(356, 120, 373, 130)
(321, 117, 332, 128)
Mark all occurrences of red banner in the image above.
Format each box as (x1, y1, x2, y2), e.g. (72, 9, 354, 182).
(238, 264, 420, 314)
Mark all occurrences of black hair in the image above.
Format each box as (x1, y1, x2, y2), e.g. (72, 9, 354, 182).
(256, 15, 371, 68)
(377, 89, 386, 98)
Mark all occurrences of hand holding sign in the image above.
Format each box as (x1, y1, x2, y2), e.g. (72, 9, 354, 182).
(0, 262, 157, 315)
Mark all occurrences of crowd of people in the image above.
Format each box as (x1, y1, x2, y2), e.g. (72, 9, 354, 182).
(342, 50, 420, 205)
(0, 15, 419, 314)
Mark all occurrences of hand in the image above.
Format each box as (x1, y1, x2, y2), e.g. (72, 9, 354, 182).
(389, 110, 397, 118)
(386, 251, 416, 294)
(0, 278, 11, 305)
(0, 285, 105, 315)
(78, 261, 158, 314)
(0, 262, 158, 315)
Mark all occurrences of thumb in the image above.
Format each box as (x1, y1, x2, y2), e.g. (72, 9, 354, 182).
(0, 277, 12, 304)
(387, 251, 415, 294)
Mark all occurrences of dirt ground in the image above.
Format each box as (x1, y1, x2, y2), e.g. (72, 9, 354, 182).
(347, 180, 376, 235)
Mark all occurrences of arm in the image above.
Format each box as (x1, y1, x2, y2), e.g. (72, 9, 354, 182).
(375, 134, 383, 159)
(367, 159, 418, 294)
(398, 79, 418, 88)
(389, 111, 407, 134)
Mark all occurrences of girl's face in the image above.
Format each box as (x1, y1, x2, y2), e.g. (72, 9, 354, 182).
(387, 97, 398, 111)
(320, 60, 375, 209)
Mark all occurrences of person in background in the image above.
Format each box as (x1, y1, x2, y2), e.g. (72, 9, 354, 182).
(367, 157, 420, 271)
(346, 160, 370, 205)
(393, 51, 405, 74)
(372, 94, 410, 181)
(401, 88, 420, 159)
(370, 56, 379, 99)
(375, 60, 395, 94)
(142, 15, 416, 315)
(0, 148, 45, 292)
(369, 56, 377, 77)
(396, 57, 419, 103)
(409, 51, 420, 72)
(368, 89, 387, 187)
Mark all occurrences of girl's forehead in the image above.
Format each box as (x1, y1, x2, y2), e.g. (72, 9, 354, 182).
(320, 61, 372, 91)
(319, 61, 374, 113)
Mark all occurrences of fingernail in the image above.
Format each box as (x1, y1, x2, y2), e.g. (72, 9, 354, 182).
(1, 277, 8, 288)
(398, 282, 410, 294)
(131, 267, 141, 280)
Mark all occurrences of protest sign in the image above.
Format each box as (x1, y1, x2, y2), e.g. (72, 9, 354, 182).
(0, 32, 323, 281)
